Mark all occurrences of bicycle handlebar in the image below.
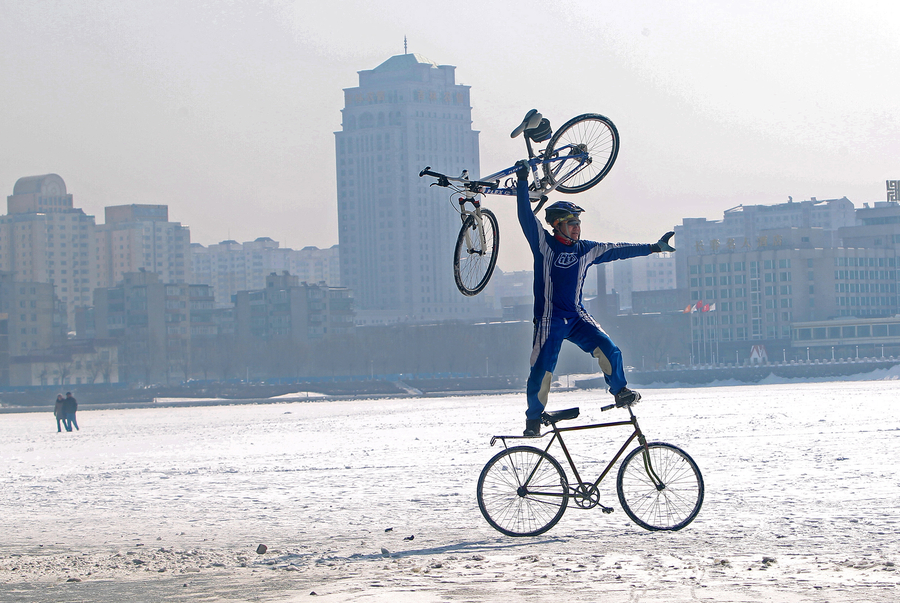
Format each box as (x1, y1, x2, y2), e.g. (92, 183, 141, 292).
(418, 166, 442, 179)
(418, 166, 499, 190)
(602, 400, 638, 412)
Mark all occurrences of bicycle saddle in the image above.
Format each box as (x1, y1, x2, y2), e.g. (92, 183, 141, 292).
(510, 109, 543, 138)
(541, 407, 580, 425)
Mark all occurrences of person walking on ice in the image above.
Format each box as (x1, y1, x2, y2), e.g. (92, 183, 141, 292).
(63, 391, 79, 431)
(54, 394, 65, 432)
(514, 161, 675, 437)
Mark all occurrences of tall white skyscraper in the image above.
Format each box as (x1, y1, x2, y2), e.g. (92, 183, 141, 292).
(335, 52, 492, 324)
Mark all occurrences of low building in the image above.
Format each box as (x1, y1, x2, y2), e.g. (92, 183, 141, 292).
(92, 270, 191, 384)
(191, 239, 340, 308)
(0, 314, 9, 385)
(632, 288, 682, 315)
(9, 340, 120, 386)
(791, 316, 900, 359)
(234, 271, 355, 345)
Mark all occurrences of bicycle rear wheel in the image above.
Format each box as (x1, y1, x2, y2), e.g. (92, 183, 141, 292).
(453, 209, 499, 296)
(616, 442, 704, 531)
(477, 446, 569, 537)
(543, 114, 619, 194)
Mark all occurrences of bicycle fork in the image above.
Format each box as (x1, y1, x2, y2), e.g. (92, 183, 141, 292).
(458, 196, 486, 255)
(632, 414, 666, 491)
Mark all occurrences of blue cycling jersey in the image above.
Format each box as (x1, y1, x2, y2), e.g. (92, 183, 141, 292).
(516, 179, 652, 323)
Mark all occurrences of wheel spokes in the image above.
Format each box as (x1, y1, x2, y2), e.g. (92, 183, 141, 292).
(553, 120, 615, 189)
(455, 212, 498, 294)
(619, 446, 702, 529)
(478, 448, 568, 536)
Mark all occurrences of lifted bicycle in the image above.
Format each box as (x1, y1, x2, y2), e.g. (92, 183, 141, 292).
(419, 110, 619, 296)
(476, 399, 704, 537)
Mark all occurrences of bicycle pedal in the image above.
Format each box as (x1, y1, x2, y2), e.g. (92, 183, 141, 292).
(601, 506, 614, 514)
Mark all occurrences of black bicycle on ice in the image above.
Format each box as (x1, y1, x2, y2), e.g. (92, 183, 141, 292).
(476, 399, 704, 537)
(419, 109, 619, 296)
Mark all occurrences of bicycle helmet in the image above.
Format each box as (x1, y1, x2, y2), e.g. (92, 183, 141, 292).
(545, 201, 585, 228)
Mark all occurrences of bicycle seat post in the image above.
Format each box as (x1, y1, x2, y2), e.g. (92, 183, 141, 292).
(525, 136, 535, 160)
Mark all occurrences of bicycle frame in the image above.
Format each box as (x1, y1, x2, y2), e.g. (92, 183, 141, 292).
(420, 141, 593, 206)
(423, 149, 591, 253)
(490, 407, 665, 498)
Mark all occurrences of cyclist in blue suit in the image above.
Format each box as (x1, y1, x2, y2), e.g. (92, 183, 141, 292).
(515, 162, 675, 436)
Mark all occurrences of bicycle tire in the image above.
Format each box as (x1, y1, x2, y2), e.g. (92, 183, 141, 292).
(543, 114, 619, 194)
(616, 442, 704, 531)
(453, 209, 499, 296)
(477, 446, 569, 537)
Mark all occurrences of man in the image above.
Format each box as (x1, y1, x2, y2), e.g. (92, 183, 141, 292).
(515, 162, 675, 436)
(63, 391, 79, 431)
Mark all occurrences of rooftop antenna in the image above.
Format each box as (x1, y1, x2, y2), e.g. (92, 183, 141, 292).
(404, 36, 407, 54)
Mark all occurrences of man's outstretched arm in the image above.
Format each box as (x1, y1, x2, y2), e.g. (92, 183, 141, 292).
(591, 231, 675, 264)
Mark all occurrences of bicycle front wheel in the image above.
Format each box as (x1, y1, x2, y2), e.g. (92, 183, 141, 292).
(543, 114, 619, 194)
(616, 442, 704, 531)
(477, 446, 569, 537)
(453, 209, 499, 296)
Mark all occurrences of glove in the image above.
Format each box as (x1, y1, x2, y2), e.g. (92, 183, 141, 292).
(515, 160, 529, 182)
(651, 231, 675, 253)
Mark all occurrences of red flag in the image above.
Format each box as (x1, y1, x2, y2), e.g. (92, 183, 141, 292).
(682, 305, 691, 313)
(695, 300, 704, 310)
(702, 303, 710, 312)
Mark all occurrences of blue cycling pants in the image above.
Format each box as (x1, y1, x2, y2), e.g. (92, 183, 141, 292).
(526, 314, 627, 421)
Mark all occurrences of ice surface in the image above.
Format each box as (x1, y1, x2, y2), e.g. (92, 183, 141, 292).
(2, 380, 900, 601)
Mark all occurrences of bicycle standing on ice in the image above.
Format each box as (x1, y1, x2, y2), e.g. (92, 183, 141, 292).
(419, 109, 619, 296)
(476, 398, 704, 536)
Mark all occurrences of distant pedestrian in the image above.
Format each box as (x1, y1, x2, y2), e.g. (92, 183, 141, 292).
(63, 392, 79, 431)
(54, 394, 65, 432)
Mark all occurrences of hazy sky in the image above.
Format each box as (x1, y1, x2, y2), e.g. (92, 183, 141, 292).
(2, 0, 898, 272)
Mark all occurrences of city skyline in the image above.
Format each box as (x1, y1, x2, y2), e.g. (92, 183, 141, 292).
(2, 1, 898, 275)
(0, 171, 897, 383)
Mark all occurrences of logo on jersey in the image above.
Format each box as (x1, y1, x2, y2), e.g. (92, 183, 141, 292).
(555, 252, 578, 268)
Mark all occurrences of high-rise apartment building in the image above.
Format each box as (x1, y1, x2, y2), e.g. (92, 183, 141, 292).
(335, 52, 490, 323)
(191, 239, 339, 307)
(2, 174, 97, 320)
(0, 271, 66, 354)
(95, 204, 190, 288)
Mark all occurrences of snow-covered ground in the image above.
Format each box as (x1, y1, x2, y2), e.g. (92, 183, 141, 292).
(2, 379, 900, 602)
